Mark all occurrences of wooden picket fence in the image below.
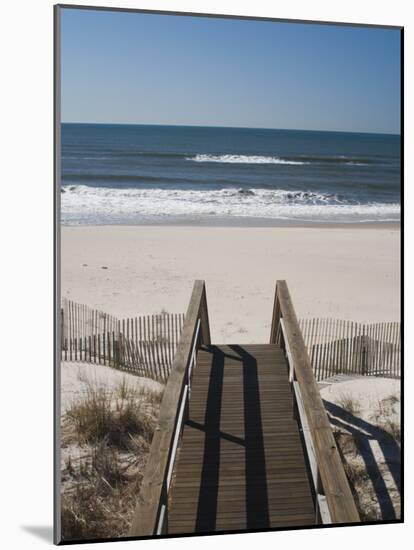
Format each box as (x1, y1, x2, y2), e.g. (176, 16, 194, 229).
(299, 318, 401, 381)
(60, 299, 185, 382)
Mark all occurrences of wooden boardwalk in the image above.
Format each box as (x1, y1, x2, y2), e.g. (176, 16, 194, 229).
(129, 281, 359, 538)
(168, 344, 315, 534)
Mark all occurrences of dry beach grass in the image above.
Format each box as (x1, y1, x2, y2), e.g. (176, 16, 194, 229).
(60, 363, 164, 541)
(321, 377, 401, 522)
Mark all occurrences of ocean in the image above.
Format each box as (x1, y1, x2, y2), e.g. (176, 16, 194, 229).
(60, 123, 401, 225)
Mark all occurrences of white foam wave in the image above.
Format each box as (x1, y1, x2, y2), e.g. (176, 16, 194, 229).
(82, 156, 109, 160)
(188, 154, 307, 165)
(61, 185, 400, 225)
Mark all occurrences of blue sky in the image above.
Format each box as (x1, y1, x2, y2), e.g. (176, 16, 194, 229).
(60, 8, 401, 134)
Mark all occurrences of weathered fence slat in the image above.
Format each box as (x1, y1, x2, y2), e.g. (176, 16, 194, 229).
(299, 318, 401, 380)
(60, 300, 185, 382)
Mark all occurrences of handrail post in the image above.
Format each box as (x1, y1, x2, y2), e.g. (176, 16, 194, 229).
(198, 281, 211, 345)
(270, 282, 281, 344)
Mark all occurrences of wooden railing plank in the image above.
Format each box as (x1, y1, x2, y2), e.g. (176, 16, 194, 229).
(129, 280, 209, 536)
(270, 280, 360, 525)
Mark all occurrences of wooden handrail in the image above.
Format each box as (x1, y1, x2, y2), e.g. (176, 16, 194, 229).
(270, 280, 360, 524)
(129, 280, 210, 536)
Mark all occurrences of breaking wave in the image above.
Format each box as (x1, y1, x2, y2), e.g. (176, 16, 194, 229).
(188, 154, 308, 165)
(61, 184, 400, 225)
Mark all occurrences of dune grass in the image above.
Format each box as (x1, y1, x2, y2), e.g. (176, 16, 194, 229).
(338, 392, 361, 418)
(61, 377, 163, 541)
(330, 389, 400, 522)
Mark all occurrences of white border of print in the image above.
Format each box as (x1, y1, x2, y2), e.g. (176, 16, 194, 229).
(1, 0, 411, 548)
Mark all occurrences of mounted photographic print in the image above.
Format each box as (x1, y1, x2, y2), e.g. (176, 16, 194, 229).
(54, 4, 402, 544)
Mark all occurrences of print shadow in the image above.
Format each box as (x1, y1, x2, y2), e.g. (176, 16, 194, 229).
(20, 525, 53, 543)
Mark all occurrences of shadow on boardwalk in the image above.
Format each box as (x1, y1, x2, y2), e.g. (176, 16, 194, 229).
(190, 345, 270, 531)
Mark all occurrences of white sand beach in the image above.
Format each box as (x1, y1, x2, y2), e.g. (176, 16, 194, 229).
(61, 224, 400, 344)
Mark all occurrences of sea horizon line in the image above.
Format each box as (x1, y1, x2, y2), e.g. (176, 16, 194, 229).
(60, 121, 400, 137)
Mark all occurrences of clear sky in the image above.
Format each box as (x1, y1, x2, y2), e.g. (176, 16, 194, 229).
(60, 7, 401, 134)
